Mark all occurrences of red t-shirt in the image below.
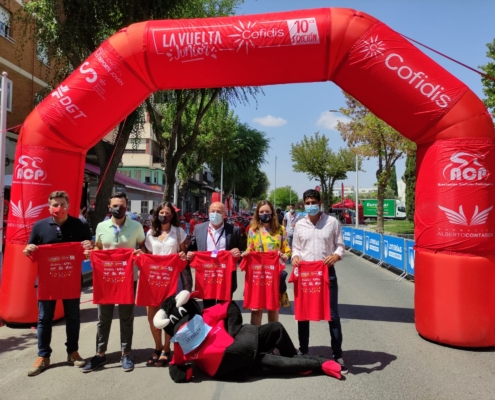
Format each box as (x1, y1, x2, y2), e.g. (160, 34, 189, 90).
(189, 251, 236, 301)
(289, 261, 330, 321)
(34, 242, 85, 300)
(90, 248, 135, 305)
(189, 220, 196, 235)
(240, 251, 284, 310)
(136, 254, 187, 307)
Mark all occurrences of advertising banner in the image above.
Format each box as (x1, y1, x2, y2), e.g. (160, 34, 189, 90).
(342, 227, 353, 247)
(351, 229, 364, 253)
(364, 231, 382, 260)
(382, 235, 405, 270)
(405, 240, 415, 276)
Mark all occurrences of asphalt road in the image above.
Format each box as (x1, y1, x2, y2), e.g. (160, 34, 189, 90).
(1, 253, 495, 400)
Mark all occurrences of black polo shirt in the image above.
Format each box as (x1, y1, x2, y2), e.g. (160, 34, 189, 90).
(28, 215, 93, 245)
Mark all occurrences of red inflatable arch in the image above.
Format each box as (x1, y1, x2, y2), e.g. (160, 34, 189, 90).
(1, 8, 494, 347)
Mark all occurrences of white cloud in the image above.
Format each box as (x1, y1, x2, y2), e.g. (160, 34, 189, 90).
(253, 115, 287, 127)
(316, 111, 350, 130)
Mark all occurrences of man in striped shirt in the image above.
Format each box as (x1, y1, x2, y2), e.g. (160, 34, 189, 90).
(291, 189, 348, 375)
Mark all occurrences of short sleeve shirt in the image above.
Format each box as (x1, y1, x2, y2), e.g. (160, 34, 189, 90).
(95, 217, 145, 280)
(28, 215, 93, 245)
(95, 217, 145, 250)
(145, 226, 186, 255)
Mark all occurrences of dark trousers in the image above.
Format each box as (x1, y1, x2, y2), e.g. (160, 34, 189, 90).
(38, 298, 80, 358)
(258, 322, 297, 357)
(96, 281, 136, 353)
(297, 272, 343, 358)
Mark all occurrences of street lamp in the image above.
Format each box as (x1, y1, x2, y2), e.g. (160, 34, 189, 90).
(329, 109, 359, 227)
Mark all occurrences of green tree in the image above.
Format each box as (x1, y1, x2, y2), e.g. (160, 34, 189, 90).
(268, 186, 299, 210)
(335, 92, 415, 234)
(11, 0, 244, 223)
(388, 165, 398, 197)
(403, 152, 416, 223)
(290, 132, 359, 210)
(245, 169, 269, 209)
(480, 39, 495, 116)
(208, 123, 271, 199)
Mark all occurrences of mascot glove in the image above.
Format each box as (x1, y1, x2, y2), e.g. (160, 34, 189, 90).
(322, 360, 342, 380)
(169, 363, 193, 383)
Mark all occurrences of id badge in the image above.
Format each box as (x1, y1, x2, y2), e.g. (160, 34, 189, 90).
(211, 249, 218, 258)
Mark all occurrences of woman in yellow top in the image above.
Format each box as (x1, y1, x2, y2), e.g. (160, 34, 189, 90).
(244, 200, 291, 325)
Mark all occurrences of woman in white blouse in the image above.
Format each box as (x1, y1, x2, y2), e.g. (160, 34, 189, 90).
(144, 202, 187, 367)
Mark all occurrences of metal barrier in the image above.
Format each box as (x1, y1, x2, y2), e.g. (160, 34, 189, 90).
(343, 227, 414, 281)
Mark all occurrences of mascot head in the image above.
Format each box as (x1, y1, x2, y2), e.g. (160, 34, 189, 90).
(153, 290, 202, 337)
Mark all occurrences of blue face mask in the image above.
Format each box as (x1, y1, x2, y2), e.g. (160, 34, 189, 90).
(209, 212, 223, 225)
(305, 204, 320, 216)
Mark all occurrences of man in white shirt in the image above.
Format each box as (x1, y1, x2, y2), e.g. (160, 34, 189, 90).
(283, 203, 300, 251)
(186, 202, 243, 308)
(292, 189, 347, 374)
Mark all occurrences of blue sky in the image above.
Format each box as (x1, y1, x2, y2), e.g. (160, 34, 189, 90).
(231, 0, 495, 201)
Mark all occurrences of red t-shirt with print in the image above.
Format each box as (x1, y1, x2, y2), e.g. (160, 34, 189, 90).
(189, 251, 236, 301)
(91, 248, 135, 304)
(136, 253, 187, 307)
(34, 242, 85, 300)
(289, 261, 330, 321)
(240, 251, 284, 310)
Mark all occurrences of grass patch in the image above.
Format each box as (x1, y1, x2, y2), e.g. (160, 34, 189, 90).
(362, 219, 414, 234)
(382, 220, 414, 234)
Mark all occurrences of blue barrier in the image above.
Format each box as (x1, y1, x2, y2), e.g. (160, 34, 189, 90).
(382, 234, 405, 271)
(342, 227, 353, 247)
(351, 229, 364, 253)
(405, 240, 415, 276)
(364, 231, 382, 260)
(82, 260, 92, 274)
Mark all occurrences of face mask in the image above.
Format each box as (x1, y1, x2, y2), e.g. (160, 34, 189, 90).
(259, 214, 272, 223)
(290, 209, 295, 214)
(51, 206, 68, 219)
(209, 212, 223, 225)
(110, 205, 126, 219)
(305, 205, 320, 216)
(158, 215, 172, 224)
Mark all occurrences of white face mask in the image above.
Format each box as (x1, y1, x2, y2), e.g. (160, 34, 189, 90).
(209, 212, 223, 225)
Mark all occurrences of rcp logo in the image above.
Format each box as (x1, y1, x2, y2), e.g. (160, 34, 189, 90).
(438, 205, 493, 226)
(442, 152, 488, 182)
(383, 240, 389, 259)
(365, 236, 369, 251)
(11, 201, 46, 219)
(15, 156, 47, 181)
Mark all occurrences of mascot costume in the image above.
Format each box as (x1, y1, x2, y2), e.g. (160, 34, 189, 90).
(153, 291, 341, 382)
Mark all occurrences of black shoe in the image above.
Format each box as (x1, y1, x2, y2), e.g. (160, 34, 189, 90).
(297, 348, 308, 355)
(82, 355, 107, 373)
(334, 357, 348, 375)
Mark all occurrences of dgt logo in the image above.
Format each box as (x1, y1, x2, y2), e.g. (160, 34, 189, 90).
(51, 85, 87, 119)
(442, 152, 488, 182)
(15, 156, 47, 181)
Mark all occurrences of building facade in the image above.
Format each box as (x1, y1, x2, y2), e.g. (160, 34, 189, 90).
(1, 0, 51, 181)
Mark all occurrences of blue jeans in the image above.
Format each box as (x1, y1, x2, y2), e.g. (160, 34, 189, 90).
(38, 299, 80, 358)
(297, 270, 342, 358)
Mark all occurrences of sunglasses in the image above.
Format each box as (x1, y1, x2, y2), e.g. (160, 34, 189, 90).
(56, 226, 62, 241)
(113, 226, 120, 243)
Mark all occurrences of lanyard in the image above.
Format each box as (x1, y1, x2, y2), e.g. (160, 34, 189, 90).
(208, 226, 225, 250)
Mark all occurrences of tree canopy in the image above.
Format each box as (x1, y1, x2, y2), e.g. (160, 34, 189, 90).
(335, 92, 415, 233)
(290, 132, 359, 210)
